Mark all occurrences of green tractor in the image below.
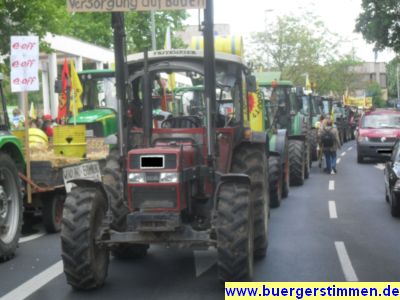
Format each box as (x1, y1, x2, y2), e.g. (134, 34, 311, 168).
(67, 69, 117, 138)
(257, 73, 310, 186)
(0, 73, 24, 261)
(251, 87, 289, 208)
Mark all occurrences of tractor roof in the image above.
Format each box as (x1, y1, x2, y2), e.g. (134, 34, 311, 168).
(127, 49, 244, 67)
(78, 69, 114, 78)
(255, 72, 293, 86)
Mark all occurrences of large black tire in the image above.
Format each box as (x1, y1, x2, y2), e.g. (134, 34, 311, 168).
(42, 193, 65, 233)
(216, 181, 253, 282)
(282, 147, 290, 198)
(391, 191, 400, 218)
(288, 140, 305, 186)
(103, 150, 149, 259)
(357, 152, 364, 164)
(231, 144, 269, 258)
(268, 156, 282, 208)
(0, 153, 22, 262)
(61, 187, 109, 290)
(304, 144, 310, 179)
(310, 129, 318, 161)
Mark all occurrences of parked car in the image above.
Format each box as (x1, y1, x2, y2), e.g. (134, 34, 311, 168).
(356, 109, 400, 163)
(384, 139, 400, 217)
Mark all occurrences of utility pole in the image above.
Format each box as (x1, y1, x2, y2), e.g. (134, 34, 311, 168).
(397, 64, 400, 108)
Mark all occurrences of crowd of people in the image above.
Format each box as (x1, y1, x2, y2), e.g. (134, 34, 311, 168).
(11, 108, 55, 137)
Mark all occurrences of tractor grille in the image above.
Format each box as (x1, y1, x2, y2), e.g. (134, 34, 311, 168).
(130, 154, 177, 169)
(131, 186, 177, 209)
(369, 137, 396, 143)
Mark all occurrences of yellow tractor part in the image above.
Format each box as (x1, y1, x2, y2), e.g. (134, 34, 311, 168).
(191, 35, 244, 57)
(12, 128, 48, 147)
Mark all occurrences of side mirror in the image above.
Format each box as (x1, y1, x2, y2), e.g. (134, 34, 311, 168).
(246, 75, 257, 93)
(54, 80, 62, 93)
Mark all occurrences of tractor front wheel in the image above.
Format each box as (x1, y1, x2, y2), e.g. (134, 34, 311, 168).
(61, 187, 109, 290)
(0, 153, 22, 262)
(268, 156, 282, 208)
(289, 140, 305, 186)
(231, 144, 269, 258)
(216, 181, 253, 282)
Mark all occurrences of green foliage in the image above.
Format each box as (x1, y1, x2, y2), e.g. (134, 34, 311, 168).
(355, 0, 400, 52)
(387, 57, 400, 99)
(248, 13, 361, 96)
(367, 81, 385, 108)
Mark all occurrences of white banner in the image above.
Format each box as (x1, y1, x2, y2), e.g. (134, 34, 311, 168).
(67, 0, 205, 12)
(10, 36, 39, 93)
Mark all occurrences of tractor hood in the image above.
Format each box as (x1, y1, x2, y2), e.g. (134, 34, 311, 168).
(68, 108, 115, 124)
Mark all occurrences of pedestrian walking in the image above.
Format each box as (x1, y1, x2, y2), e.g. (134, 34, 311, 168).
(318, 118, 341, 174)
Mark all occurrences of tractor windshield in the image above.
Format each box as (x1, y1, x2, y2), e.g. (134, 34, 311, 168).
(301, 96, 310, 115)
(129, 60, 244, 129)
(80, 73, 117, 111)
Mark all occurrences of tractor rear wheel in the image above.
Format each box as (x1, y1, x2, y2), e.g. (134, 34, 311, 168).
(0, 153, 22, 262)
(289, 140, 305, 186)
(231, 144, 269, 258)
(103, 151, 149, 259)
(61, 187, 109, 290)
(216, 181, 253, 282)
(268, 156, 282, 208)
(304, 144, 310, 179)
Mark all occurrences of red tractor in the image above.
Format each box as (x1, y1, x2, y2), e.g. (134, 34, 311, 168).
(60, 10, 270, 290)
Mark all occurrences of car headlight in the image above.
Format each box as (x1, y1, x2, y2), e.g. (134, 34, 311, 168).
(358, 136, 369, 142)
(128, 173, 146, 183)
(160, 172, 179, 183)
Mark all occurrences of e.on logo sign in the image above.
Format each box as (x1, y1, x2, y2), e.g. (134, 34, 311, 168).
(10, 36, 39, 93)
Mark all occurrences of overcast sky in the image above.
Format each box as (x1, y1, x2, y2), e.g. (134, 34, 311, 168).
(186, 0, 395, 62)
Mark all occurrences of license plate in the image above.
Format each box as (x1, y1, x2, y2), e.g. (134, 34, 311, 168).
(63, 161, 102, 192)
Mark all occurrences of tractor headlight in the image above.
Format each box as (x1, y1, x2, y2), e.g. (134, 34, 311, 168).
(128, 173, 146, 183)
(358, 136, 369, 142)
(160, 172, 179, 183)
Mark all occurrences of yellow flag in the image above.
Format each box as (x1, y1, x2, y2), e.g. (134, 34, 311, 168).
(29, 102, 37, 120)
(70, 61, 83, 116)
(305, 74, 311, 90)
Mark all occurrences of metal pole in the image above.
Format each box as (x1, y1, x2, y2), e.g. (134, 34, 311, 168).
(143, 49, 152, 147)
(397, 64, 399, 108)
(112, 12, 127, 158)
(204, 0, 217, 166)
(151, 11, 156, 51)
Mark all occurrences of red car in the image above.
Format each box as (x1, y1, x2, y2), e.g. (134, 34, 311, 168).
(357, 109, 400, 163)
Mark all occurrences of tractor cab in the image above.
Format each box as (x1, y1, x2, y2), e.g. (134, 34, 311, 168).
(67, 69, 117, 137)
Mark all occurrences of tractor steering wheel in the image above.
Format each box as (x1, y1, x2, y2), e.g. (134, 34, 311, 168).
(161, 116, 202, 128)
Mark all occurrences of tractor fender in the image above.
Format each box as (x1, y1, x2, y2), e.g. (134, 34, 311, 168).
(213, 172, 251, 210)
(269, 129, 288, 160)
(238, 133, 270, 156)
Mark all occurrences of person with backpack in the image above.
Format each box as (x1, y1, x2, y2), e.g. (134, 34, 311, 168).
(318, 117, 341, 174)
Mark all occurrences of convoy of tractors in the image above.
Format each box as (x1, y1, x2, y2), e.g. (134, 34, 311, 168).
(0, 1, 361, 291)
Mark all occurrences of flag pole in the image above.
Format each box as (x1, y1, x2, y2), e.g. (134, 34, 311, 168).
(23, 92, 32, 204)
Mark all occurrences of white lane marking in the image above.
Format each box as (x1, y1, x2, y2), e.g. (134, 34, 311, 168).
(340, 152, 346, 157)
(1, 260, 63, 300)
(335, 241, 359, 282)
(329, 201, 338, 219)
(348, 147, 353, 151)
(194, 248, 217, 277)
(336, 158, 341, 164)
(19, 232, 45, 244)
(329, 180, 335, 191)
(374, 164, 385, 171)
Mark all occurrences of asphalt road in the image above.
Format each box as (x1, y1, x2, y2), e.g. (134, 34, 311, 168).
(1, 140, 399, 300)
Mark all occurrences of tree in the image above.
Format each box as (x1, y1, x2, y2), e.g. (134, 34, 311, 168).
(386, 57, 400, 99)
(248, 13, 361, 96)
(367, 81, 385, 108)
(355, 0, 400, 53)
